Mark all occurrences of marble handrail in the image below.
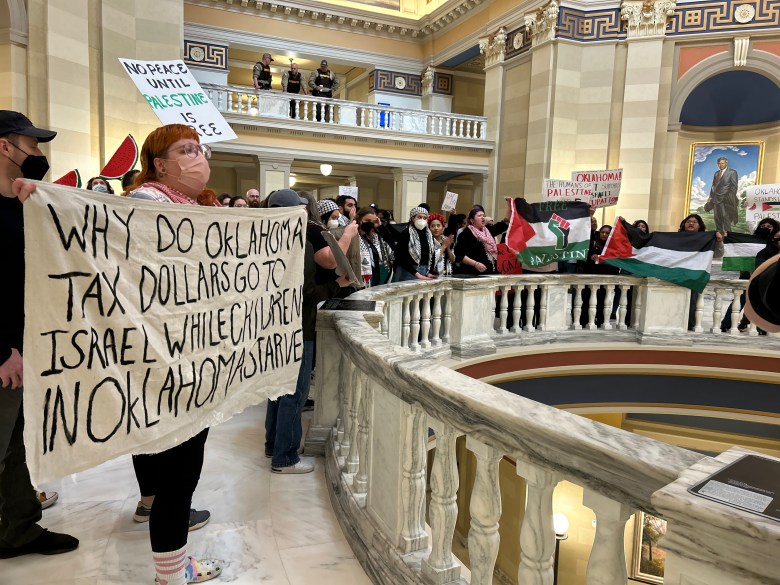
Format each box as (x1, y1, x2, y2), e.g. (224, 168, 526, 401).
(310, 274, 778, 585)
(201, 82, 489, 142)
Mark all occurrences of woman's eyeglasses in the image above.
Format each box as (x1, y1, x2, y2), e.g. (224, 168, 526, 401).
(165, 143, 211, 160)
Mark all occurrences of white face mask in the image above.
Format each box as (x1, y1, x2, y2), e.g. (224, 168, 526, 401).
(327, 219, 340, 229)
(91, 183, 109, 193)
(414, 219, 428, 231)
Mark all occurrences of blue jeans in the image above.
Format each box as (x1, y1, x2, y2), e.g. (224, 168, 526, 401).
(265, 340, 314, 468)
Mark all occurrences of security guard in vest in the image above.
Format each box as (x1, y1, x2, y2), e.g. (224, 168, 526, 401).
(282, 62, 306, 119)
(308, 59, 340, 122)
(252, 53, 273, 91)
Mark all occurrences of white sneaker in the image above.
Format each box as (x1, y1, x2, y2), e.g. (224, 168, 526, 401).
(272, 460, 314, 474)
(37, 491, 58, 510)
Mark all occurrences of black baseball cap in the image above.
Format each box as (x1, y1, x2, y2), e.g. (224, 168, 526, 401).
(267, 189, 307, 208)
(320, 60, 328, 67)
(0, 111, 56, 142)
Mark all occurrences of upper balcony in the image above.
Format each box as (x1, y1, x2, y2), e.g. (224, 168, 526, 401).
(202, 83, 492, 152)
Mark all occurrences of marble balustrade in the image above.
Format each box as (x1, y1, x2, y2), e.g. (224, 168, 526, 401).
(306, 274, 780, 585)
(202, 83, 488, 142)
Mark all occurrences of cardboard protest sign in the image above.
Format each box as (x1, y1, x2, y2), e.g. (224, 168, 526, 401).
(338, 186, 358, 199)
(571, 169, 623, 208)
(119, 58, 237, 144)
(23, 183, 305, 483)
(541, 179, 592, 203)
(442, 191, 458, 212)
(496, 243, 523, 274)
(746, 184, 780, 224)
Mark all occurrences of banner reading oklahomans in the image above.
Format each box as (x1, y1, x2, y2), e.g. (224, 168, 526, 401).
(23, 183, 305, 483)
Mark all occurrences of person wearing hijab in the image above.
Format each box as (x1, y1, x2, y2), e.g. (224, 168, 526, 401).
(392, 206, 439, 281)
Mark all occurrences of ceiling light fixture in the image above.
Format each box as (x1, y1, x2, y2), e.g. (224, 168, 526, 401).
(320, 163, 333, 176)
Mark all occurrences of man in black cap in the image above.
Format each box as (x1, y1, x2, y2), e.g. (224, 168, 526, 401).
(253, 53, 274, 91)
(308, 59, 340, 122)
(0, 110, 79, 558)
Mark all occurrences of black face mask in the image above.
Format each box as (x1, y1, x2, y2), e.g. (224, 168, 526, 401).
(361, 221, 375, 233)
(9, 141, 50, 181)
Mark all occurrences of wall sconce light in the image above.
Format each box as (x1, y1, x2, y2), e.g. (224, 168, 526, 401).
(320, 163, 332, 176)
(553, 513, 569, 585)
(289, 175, 297, 188)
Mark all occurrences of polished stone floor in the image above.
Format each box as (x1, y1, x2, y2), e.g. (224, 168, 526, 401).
(4, 405, 372, 585)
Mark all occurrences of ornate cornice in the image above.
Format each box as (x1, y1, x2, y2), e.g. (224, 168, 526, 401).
(185, 0, 486, 40)
(620, 0, 676, 38)
(524, 0, 560, 47)
(479, 27, 507, 69)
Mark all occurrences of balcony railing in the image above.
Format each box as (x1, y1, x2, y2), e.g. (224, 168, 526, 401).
(202, 83, 489, 144)
(307, 274, 780, 585)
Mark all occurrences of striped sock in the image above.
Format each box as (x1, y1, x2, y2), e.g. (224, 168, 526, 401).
(153, 546, 187, 585)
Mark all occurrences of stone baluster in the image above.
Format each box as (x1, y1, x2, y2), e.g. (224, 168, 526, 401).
(582, 490, 632, 585)
(586, 285, 598, 330)
(431, 291, 443, 346)
(511, 284, 523, 334)
(480, 120, 486, 139)
(602, 284, 616, 330)
(381, 303, 389, 337)
(729, 288, 741, 335)
(617, 285, 629, 330)
(572, 284, 583, 329)
(466, 438, 502, 585)
(711, 288, 723, 334)
(420, 293, 432, 349)
(329, 102, 337, 125)
(498, 285, 510, 334)
(335, 356, 348, 450)
(524, 284, 537, 332)
(747, 321, 759, 337)
(354, 377, 371, 494)
(409, 295, 422, 352)
(340, 362, 355, 457)
(227, 91, 234, 112)
(538, 284, 548, 331)
(422, 422, 461, 584)
(345, 369, 362, 474)
(692, 290, 704, 333)
(442, 292, 451, 344)
(516, 460, 559, 585)
(457, 118, 464, 138)
(400, 402, 428, 552)
(631, 285, 643, 329)
(401, 297, 411, 348)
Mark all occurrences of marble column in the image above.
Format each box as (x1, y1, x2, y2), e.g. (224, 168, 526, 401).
(615, 0, 677, 221)
(479, 28, 506, 217)
(256, 154, 292, 198)
(392, 167, 430, 219)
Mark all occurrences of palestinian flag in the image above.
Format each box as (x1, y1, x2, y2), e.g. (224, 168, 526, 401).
(598, 218, 716, 293)
(506, 198, 591, 267)
(722, 233, 765, 272)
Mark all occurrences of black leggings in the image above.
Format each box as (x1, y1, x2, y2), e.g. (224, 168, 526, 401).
(132, 428, 208, 552)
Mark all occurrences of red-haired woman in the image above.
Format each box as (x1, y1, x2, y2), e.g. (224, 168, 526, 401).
(128, 124, 222, 585)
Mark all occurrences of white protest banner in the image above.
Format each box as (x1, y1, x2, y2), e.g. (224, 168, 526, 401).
(571, 169, 623, 208)
(338, 186, 358, 199)
(23, 183, 305, 483)
(542, 179, 592, 203)
(119, 58, 237, 144)
(442, 191, 458, 212)
(746, 184, 780, 223)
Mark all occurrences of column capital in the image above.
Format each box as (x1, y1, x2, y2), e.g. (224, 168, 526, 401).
(421, 65, 435, 96)
(256, 154, 294, 168)
(524, 0, 559, 47)
(620, 0, 677, 39)
(392, 167, 431, 180)
(478, 27, 507, 70)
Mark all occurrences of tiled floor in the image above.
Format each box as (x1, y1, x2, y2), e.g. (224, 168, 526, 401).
(3, 405, 372, 585)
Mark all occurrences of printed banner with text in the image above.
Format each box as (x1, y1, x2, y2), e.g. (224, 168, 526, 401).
(23, 184, 305, 483)
(745, 184, 780, 224)
(571, 169, 622, 208)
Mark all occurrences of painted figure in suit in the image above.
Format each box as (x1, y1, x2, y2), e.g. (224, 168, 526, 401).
(705, 156, 739, 233)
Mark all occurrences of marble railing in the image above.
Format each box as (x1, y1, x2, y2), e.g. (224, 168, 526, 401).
(201, 83, 488, 144)
(307, 275, 780, 585)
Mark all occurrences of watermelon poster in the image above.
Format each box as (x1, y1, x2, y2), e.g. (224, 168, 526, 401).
(119, 58, 237, 144)
(22, 182, 304, 483)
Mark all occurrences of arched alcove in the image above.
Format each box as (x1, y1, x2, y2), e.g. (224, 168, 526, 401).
(680, 70, 780, 126)
(669, 51, 780, 127)
(0, 0, 27, 45)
